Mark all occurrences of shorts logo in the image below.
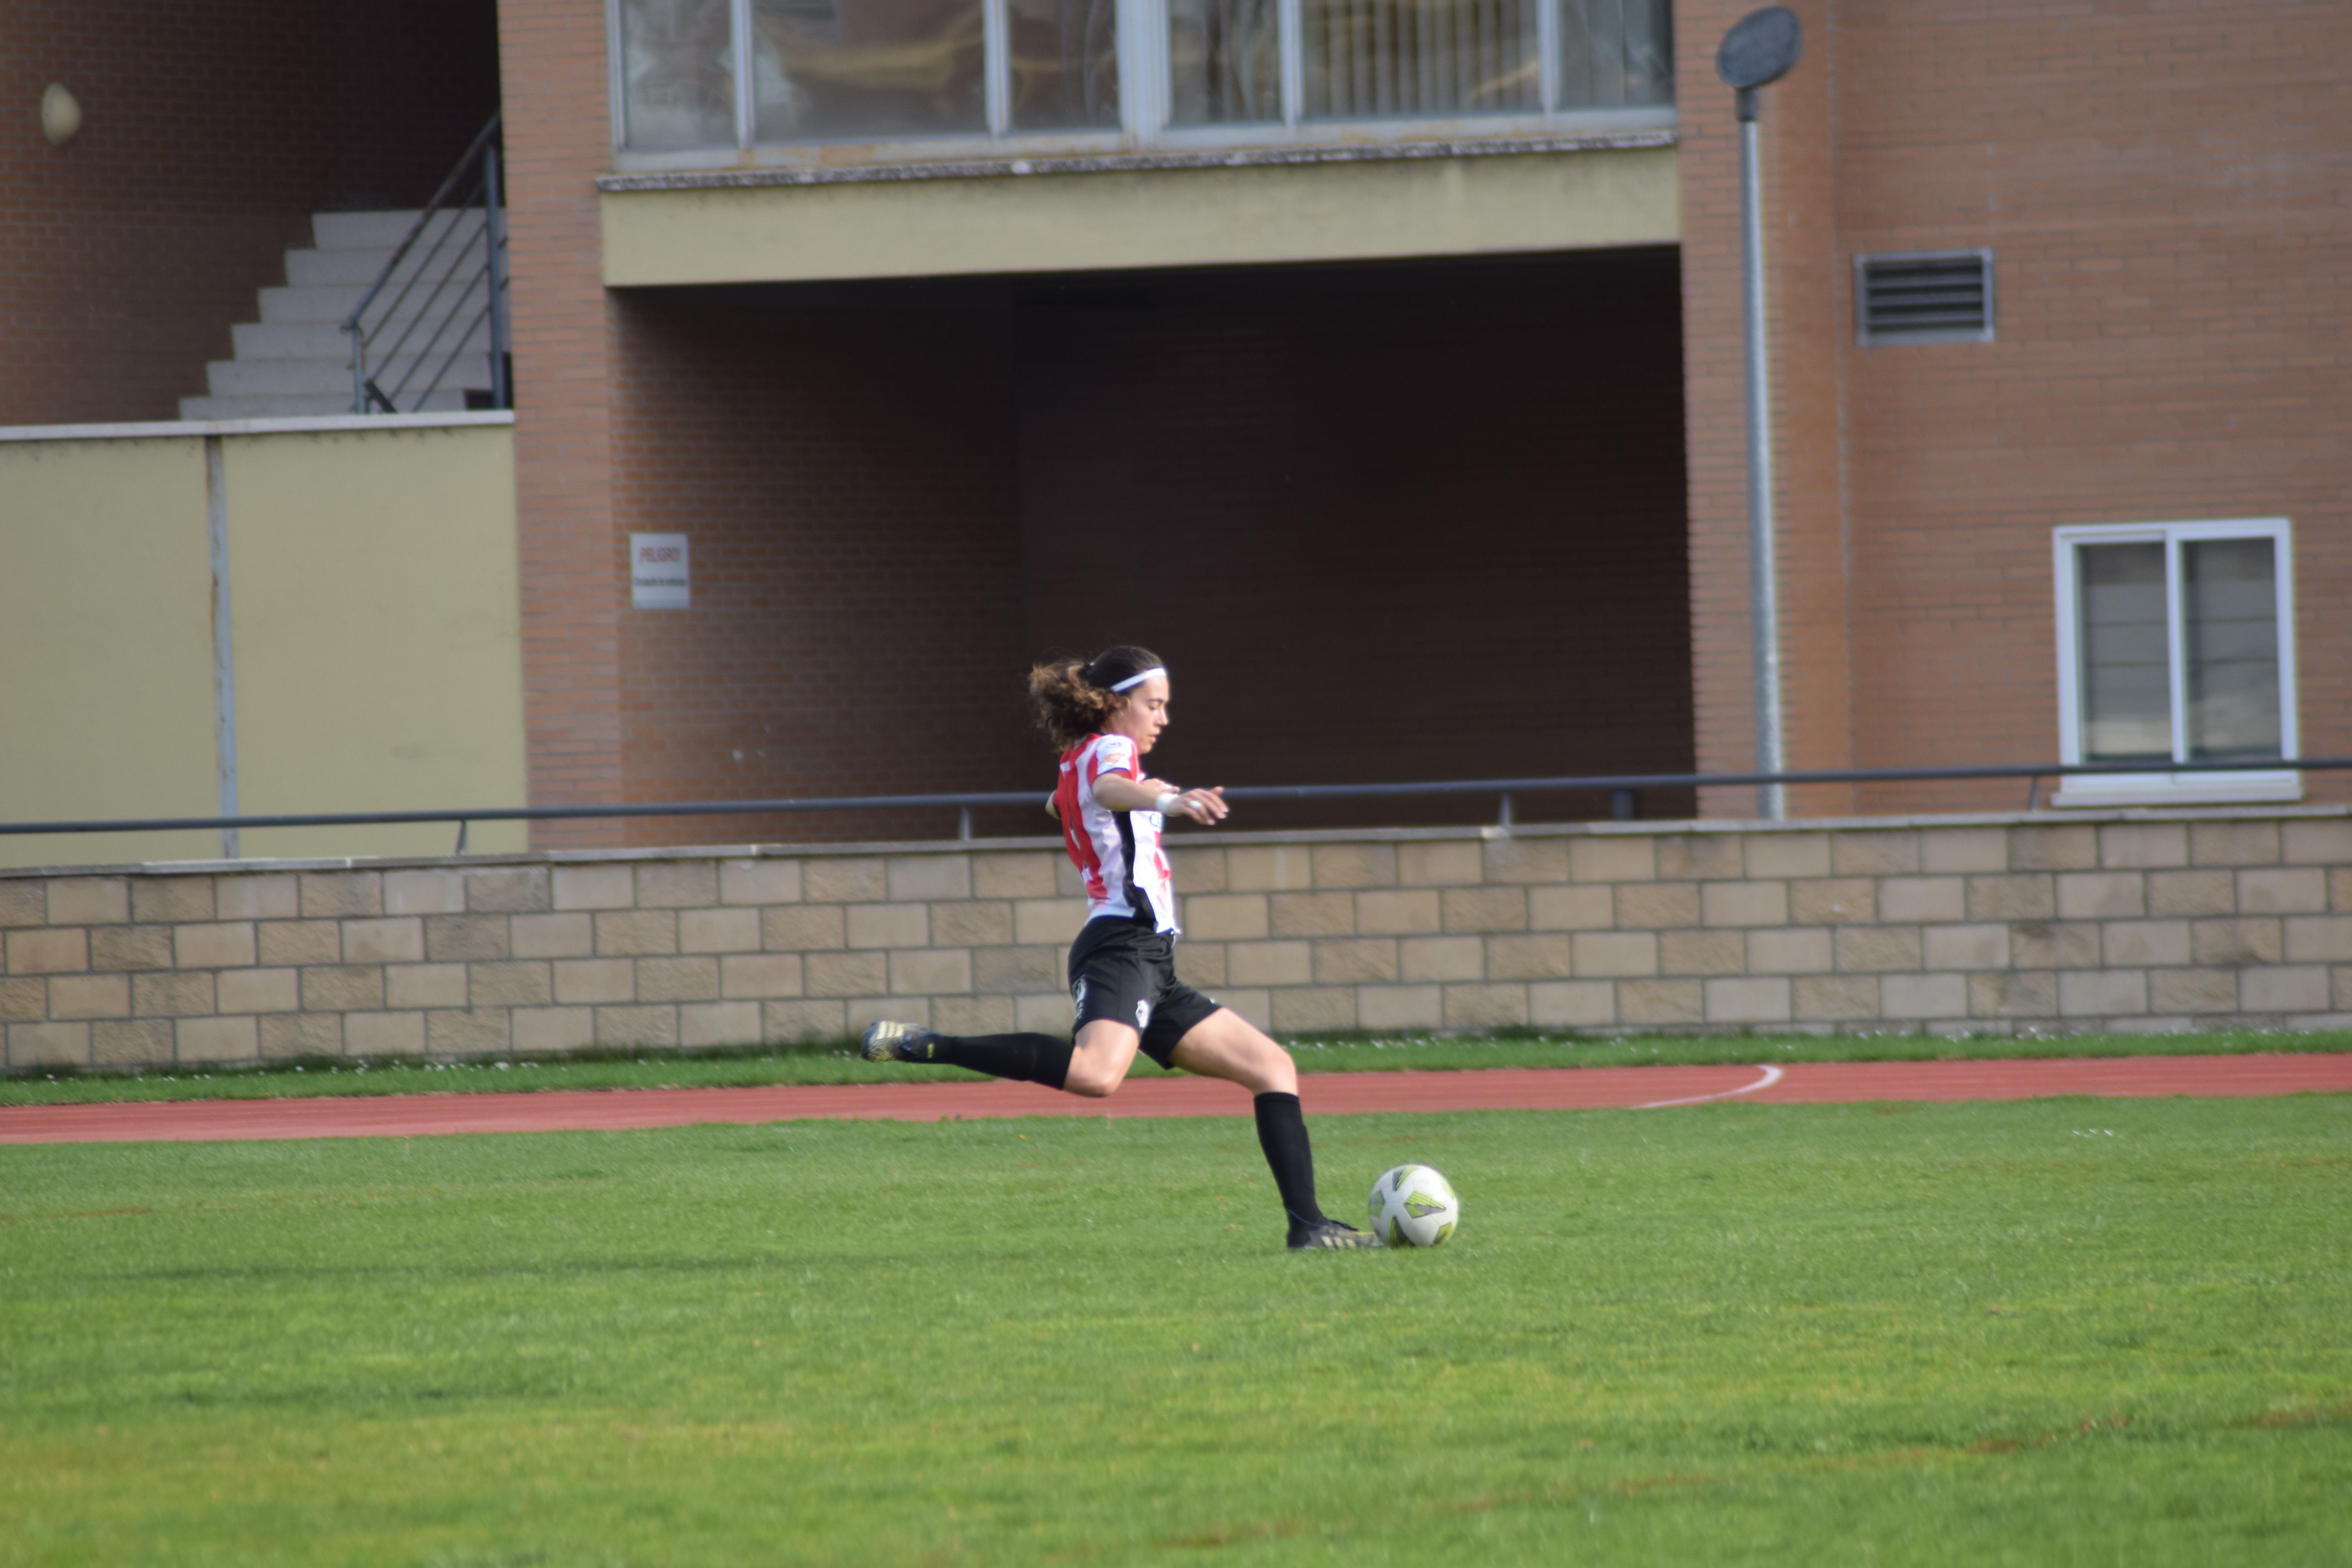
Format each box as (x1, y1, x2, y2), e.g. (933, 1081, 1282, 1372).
(1136, 1000, 1152, 1029)
(1072, 978, 1089, 1014)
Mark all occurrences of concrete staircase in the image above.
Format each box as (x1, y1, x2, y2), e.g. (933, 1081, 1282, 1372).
(181, 210, 498, 421)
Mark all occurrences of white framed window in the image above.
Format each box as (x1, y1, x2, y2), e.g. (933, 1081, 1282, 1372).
(2051, 518, 2299, 807)
(609, 0, 1674, 163)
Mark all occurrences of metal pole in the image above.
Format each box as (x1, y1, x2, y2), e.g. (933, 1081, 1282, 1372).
(1737, 84, 1786, 821)
(484, 143, 510, 410)
(205, 436, 241, 859)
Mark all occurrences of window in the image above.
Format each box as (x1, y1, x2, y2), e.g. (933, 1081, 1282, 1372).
(1855, 250, 1993, 346)
(2051, 519, 2299, 806)
(614, 0, 1671, 154)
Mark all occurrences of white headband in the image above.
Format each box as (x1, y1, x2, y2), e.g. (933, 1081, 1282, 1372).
(1109, 666, 1167, 693)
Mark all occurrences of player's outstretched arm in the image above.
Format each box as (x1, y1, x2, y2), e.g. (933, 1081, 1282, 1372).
(1093, 774, 1229, 824)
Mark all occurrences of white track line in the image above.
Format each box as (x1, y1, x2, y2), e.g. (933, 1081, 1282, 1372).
(1635, 1063, 1784, 1109)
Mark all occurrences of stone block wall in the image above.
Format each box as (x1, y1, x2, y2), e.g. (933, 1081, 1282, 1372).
(4, 808, 2350, 1069)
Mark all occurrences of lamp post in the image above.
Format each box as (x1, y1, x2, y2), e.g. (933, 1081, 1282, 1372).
(1717, 6, 1802, 820)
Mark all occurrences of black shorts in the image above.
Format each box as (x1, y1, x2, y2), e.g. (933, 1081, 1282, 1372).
(1067, 915, 1221, 1069)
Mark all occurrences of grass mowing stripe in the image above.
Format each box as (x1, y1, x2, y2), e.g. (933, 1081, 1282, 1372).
(4, 1027, 2348, 1106)
(2, 1098, 2346, 1564)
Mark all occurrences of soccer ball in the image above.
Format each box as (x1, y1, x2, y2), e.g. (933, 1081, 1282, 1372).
(1368, 1164, 1459, 1248)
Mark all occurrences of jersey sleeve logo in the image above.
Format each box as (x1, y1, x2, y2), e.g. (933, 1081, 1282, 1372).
(1089, 734, 1135, 781)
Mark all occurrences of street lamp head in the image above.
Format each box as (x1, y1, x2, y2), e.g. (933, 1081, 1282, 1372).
(1716, 6, 1802, 91)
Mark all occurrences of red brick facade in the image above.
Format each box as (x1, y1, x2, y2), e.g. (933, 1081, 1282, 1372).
(1677, 0, 2352, 815)
(608, 285, 1033, 844)
(1008, 256, 1696, 830)
(11, 1, 2341, 833)
(499, 0, 630, 844)
(0, 0, 497, 425)
(597, 256, 1695, 843)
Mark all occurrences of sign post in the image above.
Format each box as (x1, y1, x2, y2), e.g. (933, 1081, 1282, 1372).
(1717, 6, 1802, 820)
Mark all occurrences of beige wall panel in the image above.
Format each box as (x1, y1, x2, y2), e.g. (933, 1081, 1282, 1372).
(222, 425, 528, 859)
(603, 147, 1679, 287)
(0, 440, 222, 867)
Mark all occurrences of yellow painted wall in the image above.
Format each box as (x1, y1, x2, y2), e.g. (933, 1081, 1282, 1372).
(604, 145, 1679, 287)
(0, 422, 526, 869)
(0, 439, 223, 867)
(223, 425, 528, 859)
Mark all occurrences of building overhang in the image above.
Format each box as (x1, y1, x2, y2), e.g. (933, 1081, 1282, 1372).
(596, 132, 1677, 288)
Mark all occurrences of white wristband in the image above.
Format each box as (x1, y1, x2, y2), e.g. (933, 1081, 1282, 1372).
(1154, 792, 1182, 815)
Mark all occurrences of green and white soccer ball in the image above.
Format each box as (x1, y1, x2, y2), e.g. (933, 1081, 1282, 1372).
(1368, 1164, 1459, 1247)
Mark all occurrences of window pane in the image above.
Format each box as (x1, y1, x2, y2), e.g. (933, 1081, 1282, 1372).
(1011, 0, 1120, 129)
(2185, 537, 2281, 761)
(2078, 542, 2172, 763)
(622, 0, 737, 148)
(1557, 0, 1673, 109)
(1169, 0, 1282, 125)
(751, 0, 987, 141)
(1303, 0, 1543, 120)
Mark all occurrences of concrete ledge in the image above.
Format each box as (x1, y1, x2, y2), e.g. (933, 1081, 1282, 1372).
(601, 142, 1679, 287)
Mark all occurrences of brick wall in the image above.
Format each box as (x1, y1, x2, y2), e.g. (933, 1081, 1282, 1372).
(6, 807, 2348, 1070)
(1679, 0, 2352, 817)
(1011, 253, 1695, 829)
(504, 0, 2348, 840)
(608, 283, 1034, 847)
(1833, 0, 2352, 811)
(0, 0, 498, 425)
(598, 252, 1694, 844)
(500, 0, 629, 845)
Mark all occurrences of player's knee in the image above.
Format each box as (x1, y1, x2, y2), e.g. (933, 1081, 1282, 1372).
(1062, 1058, 1122, 1098)
(1260, 1056, 1299, 1096)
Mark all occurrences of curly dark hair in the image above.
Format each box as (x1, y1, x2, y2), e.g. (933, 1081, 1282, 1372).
(1026, 645, 1165, 751)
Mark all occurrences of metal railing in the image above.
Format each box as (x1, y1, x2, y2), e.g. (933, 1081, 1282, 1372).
(1, 758, 2344, 858)
(343, 113, 509, 416)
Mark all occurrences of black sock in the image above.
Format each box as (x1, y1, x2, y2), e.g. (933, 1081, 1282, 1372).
(1253, 1091, 1327, 1230)
(923, 1031, 1073, 1090)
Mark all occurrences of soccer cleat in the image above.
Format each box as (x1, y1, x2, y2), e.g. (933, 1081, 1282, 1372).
(859, 1020, 938, 1063)
(1287, 1216, 1380, 1251)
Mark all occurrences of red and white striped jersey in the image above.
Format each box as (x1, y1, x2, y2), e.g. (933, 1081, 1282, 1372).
(1054, 732, 1178, 933)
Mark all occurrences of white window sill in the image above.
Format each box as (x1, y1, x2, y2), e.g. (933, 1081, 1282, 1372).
(2051, 771, 2303, 808)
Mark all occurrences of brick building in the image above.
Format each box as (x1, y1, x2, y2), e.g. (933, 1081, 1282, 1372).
(4, 0, 2345, 849)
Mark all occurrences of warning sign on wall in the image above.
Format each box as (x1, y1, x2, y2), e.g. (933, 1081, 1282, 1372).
(630, 533, 690, 610)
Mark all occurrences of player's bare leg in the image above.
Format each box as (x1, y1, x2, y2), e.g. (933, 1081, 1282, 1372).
(1172, 1009, 1374, 1250)
(1060, 1018, 1145, 1098)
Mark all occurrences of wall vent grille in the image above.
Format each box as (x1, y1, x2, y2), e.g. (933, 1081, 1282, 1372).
(1855, 249, 1994, 345)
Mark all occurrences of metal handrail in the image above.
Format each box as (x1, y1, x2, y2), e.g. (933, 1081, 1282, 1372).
(1, 757, 2344, 847)
(342, 113, 509, 415)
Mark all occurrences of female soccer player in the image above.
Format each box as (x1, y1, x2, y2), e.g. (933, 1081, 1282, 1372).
(860, 645, 1374, 1250)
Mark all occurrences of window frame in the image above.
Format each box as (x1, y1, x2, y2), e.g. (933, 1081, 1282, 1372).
(2050, 517, 2300, 807)
(606, 0, 1677, 167)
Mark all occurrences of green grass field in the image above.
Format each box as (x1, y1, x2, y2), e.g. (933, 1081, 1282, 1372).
(4, 1027, 2348, 1106)
(4, 1096, 2347, 1564)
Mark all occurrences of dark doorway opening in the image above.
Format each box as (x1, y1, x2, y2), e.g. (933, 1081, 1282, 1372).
(611, 247, 1692, 840)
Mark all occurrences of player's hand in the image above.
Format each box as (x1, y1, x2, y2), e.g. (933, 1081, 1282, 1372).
(1168, 786, 1229, 825)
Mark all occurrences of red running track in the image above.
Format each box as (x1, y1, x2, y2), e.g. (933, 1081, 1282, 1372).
(0, 1054, 2347, 1146)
